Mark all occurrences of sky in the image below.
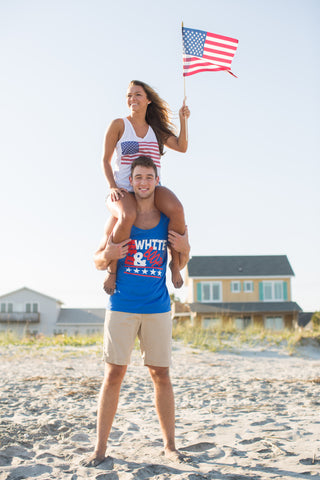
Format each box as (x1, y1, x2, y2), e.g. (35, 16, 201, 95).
(1, 0, 319, 312)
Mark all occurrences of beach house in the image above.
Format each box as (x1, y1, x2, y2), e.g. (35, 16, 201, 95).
(173, 255, 302, 330)
(0, 287, 105, 337)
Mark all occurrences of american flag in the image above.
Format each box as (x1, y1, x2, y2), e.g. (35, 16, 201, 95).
(182, 26, 238, 77)
(121, 141, 161, 167)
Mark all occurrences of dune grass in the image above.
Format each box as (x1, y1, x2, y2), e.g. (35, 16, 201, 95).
(0, 325, 319, 354)
(0, 331, 103, 348)
(172, 322, 320, 354)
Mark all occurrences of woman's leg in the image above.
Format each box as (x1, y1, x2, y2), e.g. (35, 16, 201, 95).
(104, 216, 118, 244)
(154, 187, 185, 288)
(104, 192, 137, 295)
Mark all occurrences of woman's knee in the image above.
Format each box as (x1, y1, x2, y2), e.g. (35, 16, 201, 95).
(171, 201, 184, 221)
(107, 194, 137, 223)
(115, 196, 137, 226)
(155, 187, 184, 220)
(118, 206, 136, 225)
(166, 201, 185, 232)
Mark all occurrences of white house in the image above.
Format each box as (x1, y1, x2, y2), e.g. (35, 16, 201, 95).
(0, 287, 105, 337)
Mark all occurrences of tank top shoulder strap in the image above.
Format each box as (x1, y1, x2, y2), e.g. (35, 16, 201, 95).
(122, 117, 136, 139)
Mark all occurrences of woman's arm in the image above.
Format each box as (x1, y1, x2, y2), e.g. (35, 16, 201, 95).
(102, 118, 127, 201)
(165, 102, 190, 153)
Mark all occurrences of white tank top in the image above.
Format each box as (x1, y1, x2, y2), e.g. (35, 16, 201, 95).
(114, 117, 161, 191)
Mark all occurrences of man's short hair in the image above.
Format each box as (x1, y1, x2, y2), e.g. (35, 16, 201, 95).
(130, 156, 158, 177)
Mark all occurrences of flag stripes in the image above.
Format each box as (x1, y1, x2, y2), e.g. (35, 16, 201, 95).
(120, 141, 161, 167)
(182, 27, 238, 77)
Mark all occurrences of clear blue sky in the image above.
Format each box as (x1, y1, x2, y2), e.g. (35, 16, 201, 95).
(1, 0, 319, 311)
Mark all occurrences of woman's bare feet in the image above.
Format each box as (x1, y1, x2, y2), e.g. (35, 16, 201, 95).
(103, 270, 116, 295)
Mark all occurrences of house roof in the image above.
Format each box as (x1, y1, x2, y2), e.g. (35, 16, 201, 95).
(187, 256, 294, 277)
(189, 301, 302, 315)
(298, 312, 314, 327)
(0, 287, 63, 305)
(57, 308, 105, 325)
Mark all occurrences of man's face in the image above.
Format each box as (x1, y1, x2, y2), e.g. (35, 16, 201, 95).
(129, 166, 159, 199)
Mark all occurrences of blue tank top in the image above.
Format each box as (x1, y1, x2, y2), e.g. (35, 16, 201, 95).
(108, 213, 171, 314)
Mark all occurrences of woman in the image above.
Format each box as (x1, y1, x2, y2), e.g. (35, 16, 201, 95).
(102, 80, 190, 295)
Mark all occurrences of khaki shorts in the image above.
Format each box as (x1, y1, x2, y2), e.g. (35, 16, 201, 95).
(103, 310, 172, 367)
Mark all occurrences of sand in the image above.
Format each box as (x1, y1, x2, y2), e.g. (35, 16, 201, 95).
(0, 340, 319, 480)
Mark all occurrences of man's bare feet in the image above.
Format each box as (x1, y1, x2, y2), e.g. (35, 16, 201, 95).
(171, 265, 183, 289)
(164, 447, 190, 463)
(103, 271, 116, 295)
(80, 452, 113, 468)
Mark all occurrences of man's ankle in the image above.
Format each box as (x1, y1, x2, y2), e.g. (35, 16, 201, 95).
(93, 446, 107, 457)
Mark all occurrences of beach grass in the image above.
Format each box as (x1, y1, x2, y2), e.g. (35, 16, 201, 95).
(172, 323, 320, 354)
(0, 331, 103, 347)
(1, 325, 319, 354)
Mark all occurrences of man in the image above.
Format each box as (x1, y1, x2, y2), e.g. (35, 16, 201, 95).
(84, 156, 190, 467)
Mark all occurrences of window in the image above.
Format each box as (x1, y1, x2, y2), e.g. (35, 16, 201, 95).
(202, 283, 211, 301)
(198, 282, 222, 302)
(1, 303, 15, 313)
(243, 281, 254, 293)
(274, 283, 283, 300)
(265, 316, 284, 330)
(231, 281, 241, 293)
(235, 316, 252, 329)
(202, 317, 222, 329)
(261, 282, 286, 301)
(263, 282, 273, 300)
(26, 303, 39, 313)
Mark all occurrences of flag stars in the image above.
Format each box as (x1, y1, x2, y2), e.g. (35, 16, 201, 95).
(121, 141, 140, 155)
(183, 28, 206, 57)
(150, 269, 156, 275)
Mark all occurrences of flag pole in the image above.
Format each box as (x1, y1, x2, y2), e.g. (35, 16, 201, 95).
(181, 21, 188, 141)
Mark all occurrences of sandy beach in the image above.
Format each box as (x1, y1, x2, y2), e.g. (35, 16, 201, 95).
(0, 340, 319, 480)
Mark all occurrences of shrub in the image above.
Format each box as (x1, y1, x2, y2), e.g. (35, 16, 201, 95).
(311, 311, 320, 329)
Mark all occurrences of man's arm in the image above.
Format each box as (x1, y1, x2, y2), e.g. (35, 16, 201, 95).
(168, 226, 191, 270)
(94, 226, 130, 270)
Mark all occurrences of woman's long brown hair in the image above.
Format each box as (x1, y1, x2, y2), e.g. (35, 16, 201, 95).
(129, 80, 176, 155)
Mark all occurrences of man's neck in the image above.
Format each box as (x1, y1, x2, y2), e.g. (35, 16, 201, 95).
(135, 194, 155, 213)
(134, 195, 160, 230)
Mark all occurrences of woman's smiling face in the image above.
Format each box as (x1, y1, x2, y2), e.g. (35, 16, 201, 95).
(126, 85, 150, 112)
